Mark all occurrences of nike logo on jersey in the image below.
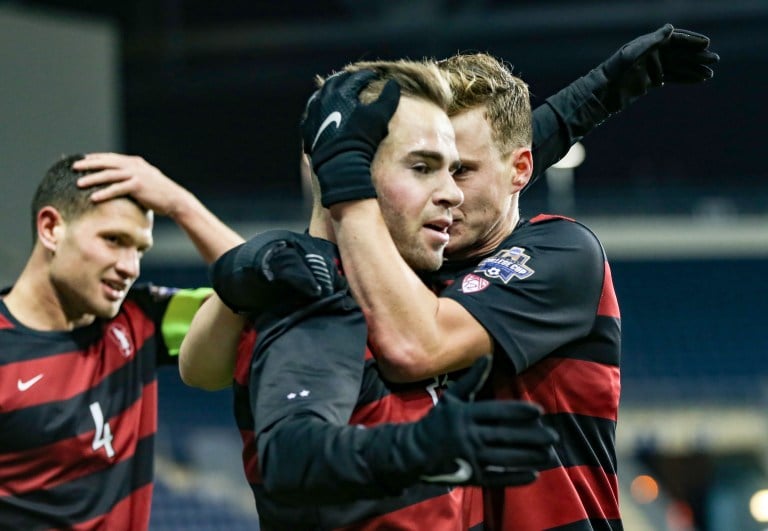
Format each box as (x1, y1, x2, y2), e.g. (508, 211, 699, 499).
(420, 458, 473, 484)
(311, 111, 342, 150)
(17, 374, 44, 391)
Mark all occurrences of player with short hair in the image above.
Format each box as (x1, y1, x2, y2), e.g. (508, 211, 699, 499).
(180, 24, 718, 530)
(321, 26, 717, 531)
(186, 60, 559, 531)
(0, 152, 243, 529)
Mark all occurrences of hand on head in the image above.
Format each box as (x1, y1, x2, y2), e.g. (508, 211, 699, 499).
(300, 70, 401, 208)
(72, 152, 189, 217)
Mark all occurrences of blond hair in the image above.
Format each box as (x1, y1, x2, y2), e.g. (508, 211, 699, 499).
(316, 58, 453, 112)
(438, 53, 532, 154)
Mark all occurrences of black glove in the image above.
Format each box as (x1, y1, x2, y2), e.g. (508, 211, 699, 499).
(411, 355, 557, 487)
(210, 229, 346, 318)
(590, 23, 720, 114)
(258, 355, 557, 503)
(529, 24, 720, 183)
(300, 70, 401, 207)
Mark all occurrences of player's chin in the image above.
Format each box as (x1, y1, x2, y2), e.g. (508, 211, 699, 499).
(93, 300, 123, 319)
(421, 244, 447, 272)
(401, 243, 443, 273)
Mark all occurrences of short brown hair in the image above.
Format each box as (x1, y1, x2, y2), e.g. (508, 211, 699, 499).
(30, 154, 142, 241)
(438, 53, 532, 154)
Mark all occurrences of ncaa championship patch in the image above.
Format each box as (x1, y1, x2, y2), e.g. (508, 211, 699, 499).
(461, 274, 490, 293)
(475, 246, 534, 283)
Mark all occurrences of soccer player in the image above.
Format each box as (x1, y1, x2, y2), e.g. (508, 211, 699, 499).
(310, 26, 717, 531)
(0, 153, 243, 529)
(184, 61, 559, 530)
(181, 24, 718, 529)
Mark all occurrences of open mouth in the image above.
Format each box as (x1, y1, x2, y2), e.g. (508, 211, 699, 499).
(102, 280, 127, 300)
(423, 220, 451, 244)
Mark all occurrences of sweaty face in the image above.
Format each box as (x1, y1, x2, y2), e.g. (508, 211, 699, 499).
(446, 106, 517, 260)
(372, 96, 463, 272)
(49, 198, 153, 320)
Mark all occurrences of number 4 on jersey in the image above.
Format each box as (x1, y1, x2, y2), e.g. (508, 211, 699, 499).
(89, 401, 116, 458)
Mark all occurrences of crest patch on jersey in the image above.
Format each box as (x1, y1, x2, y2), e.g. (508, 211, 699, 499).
(461, 274, 490, 293)
(475, 246, 534, 283)
(108, 323, 134, 358)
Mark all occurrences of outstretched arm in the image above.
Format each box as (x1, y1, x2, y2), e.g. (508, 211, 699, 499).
(530, 24, 719, 186)
(322, 27, 719, 382)
(72, 152, 244, 262)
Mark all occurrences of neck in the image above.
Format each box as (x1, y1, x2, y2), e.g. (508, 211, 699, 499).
(307, 206, 335, 243)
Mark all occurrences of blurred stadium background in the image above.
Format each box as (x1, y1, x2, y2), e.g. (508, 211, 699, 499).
(2, 1, 767, 529)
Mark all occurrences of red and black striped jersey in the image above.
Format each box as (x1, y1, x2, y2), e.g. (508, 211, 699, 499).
(231, 239, 480, 531)
(234, 338, 477, 531)
(432, 215, 623, 531)
(0, 284, 210, 531)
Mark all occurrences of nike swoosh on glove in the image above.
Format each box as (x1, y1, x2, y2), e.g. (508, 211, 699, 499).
(300, 70, 400, 207)
(362, 355, 559, 490)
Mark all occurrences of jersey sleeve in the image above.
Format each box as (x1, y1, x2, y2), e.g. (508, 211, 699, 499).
(527, 82, 610, 192)
(250, 294, 368, 434)
(439, 218, 607, 373)
(250, 294, 390, 501)
(126, 284, 213, 366)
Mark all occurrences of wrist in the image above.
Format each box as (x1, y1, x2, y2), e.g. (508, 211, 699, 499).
(164, 187, 198, 221)
(316, 152, 376, 208)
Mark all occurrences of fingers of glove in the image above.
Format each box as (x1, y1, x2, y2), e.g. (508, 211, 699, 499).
(643, 52, 664, 87)
(664, 64, 716, 83)
(367, 79, 401, 125)
(664, 49, 720, 69)
(464, 399, 543, 423)
(474, 422, 559, 446)
(668, 28, 711, 50)
(661, 49, 719, 82)
(303, 252, 337, 295)
(301, 92, 321, 153)
(475, 444, 553, 469)
(263, 244, 323, 298)
(602, 24, 673, 80)
(620, 23, 674, 63)
(301, 70, 377, 155)
(478, 468, 539, 488)
(327, 70, 377, 100)
(446, 355, 492, 401)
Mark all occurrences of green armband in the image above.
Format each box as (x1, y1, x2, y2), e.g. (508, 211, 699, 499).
(161, 287, 214, 356)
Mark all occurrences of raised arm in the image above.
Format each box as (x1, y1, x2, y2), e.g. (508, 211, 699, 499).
(305, 26, 719, 383)
(72, 152, 243, 262)
(530, 24, 718, 185)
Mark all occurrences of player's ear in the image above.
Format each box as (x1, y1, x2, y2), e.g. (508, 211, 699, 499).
(38, 206, 65, 252)
(510, 148, 532, 192)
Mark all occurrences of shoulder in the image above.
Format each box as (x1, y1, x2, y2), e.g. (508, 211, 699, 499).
(121, 283, 182, 325)
(527, 214, 604, 246)
(463, 215, 606, 297)
(508, 214, 606, 263)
